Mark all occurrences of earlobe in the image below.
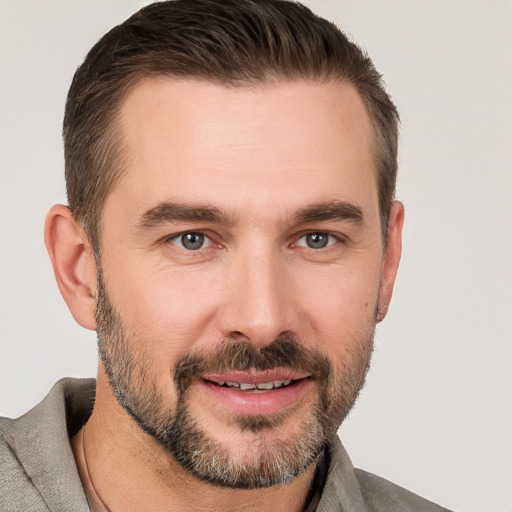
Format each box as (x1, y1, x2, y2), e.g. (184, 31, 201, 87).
(376, 201, 404, 322)
(44, 205, 98, 331)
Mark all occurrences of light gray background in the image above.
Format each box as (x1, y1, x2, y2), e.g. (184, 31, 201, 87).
(1, 1, 511, 511)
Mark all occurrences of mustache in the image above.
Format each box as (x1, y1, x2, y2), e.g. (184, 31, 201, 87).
(173, 334, 331, 396)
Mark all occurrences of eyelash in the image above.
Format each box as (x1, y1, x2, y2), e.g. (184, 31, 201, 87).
(165, 231, 214, 251)
(163, 230, 343, 252)
(294, 232, 339, 250)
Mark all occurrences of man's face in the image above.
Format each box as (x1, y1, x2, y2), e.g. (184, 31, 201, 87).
(95, 78, 395, 487)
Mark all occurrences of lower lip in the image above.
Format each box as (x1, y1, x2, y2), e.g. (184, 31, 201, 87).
(199, 378, 313, 416)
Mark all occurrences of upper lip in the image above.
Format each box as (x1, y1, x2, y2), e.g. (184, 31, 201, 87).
(202, 369, 311, 385)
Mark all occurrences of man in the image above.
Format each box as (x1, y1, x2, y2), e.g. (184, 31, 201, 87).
(0, 1, 451, 510)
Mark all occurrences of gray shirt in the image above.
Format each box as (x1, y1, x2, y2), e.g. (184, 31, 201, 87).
(0, 378, 451, 511)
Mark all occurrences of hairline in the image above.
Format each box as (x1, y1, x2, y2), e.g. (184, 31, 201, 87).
(85, 73, 391, 253)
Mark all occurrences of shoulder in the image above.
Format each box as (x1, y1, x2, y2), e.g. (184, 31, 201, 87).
(0, 416, 51, 510)
(319, 436, 453, 512)
(0, 378, 95, 512)
(354, 469, 452, 512)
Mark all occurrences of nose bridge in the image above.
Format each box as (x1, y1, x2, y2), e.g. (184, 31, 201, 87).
(219, 241, 294, 346)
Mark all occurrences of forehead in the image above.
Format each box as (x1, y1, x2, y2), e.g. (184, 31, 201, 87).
(108, 77, 377, 224)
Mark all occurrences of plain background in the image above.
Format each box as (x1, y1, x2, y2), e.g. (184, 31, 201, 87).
(0, 1, 511, 511)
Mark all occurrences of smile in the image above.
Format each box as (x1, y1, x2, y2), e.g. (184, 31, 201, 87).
(199, 372, 313, 415)
(207, 379, 297, 392)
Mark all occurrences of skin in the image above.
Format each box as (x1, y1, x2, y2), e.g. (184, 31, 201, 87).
(45, 78, 403, 512)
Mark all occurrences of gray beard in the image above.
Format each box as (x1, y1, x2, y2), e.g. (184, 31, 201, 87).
(94, 269, 374, 489)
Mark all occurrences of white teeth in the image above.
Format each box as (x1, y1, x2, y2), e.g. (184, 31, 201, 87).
(255, 382, 274, 390)
(215, 379, 295, 390)
(273, 379, 292, 388)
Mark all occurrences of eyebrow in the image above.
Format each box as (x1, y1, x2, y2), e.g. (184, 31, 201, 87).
(138, 199, 363, 229)
(138, 202, 235, 228)
(293, 200, 363, 225)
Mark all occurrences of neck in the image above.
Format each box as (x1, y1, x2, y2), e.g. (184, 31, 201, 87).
(71, 373, 317, 512)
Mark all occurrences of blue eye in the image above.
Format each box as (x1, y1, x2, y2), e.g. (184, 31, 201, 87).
(297, 232, 335, 249)
(171, 232, 211, 250)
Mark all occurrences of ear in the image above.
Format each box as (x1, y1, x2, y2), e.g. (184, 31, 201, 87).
(44, 205, 98, 330)
(376, 201, 404, 322)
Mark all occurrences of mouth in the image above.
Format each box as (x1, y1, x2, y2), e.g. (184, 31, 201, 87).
(204, 377, 307, 392)
(198, 370, 313, 416)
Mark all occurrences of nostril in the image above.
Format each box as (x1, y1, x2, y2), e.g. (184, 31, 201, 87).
(228, 331, 252, 343)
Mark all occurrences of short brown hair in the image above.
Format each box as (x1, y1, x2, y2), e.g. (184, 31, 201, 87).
(64, 0, 399, 249)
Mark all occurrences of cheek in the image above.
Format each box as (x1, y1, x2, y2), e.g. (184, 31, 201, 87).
(106, 263, 223, 350)
(296, 263, 380, 342)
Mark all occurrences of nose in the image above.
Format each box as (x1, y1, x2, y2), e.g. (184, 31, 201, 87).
(218, 245, 298, 348)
